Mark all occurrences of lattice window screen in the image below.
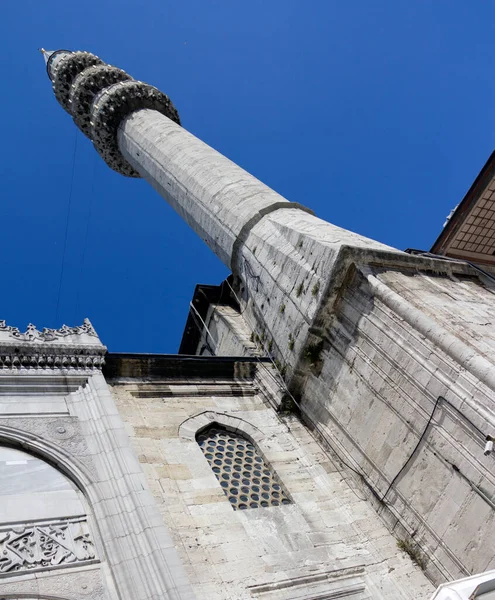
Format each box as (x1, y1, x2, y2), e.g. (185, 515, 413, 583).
(197, 425, 291, 510)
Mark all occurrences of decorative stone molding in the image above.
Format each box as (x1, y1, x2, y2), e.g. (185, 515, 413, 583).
(70, 65, 132, 137)
(178, 410, 264, 443)
(0, 319, 98, 343)
(0, 352, 104, 370)
(0, 319, 106, 371)
(0, 516, 97, 577)
(91, 80, 180, 176)
(0, 564, 105, 600)
(0, 375, 89, 396)
(131, 382, 257, 398)
(46, 50, 180, 177)
(248, 566, 367, 600)
(52, 52, 104, 110)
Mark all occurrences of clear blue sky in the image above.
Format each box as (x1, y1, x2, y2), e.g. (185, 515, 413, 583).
(1, 2, 494, 352)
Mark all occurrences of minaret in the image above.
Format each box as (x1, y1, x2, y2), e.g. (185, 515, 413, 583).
(43, 49, 400, 373)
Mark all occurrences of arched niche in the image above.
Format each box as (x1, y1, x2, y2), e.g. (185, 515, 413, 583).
(178, 410, 265, 444)
(0, 445, 97, 578)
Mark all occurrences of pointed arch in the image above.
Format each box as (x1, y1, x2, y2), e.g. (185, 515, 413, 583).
(0, 426, 98, 578)
(0, 424, 94, 500)
(178, 410, 264, 444)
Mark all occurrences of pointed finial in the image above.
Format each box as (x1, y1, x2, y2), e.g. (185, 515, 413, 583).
(39, 48, 55, 65)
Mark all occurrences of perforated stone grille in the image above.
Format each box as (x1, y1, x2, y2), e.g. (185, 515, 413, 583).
(197, 426, 291, 510)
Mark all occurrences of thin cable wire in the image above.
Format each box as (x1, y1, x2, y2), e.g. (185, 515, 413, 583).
(74, 153, 97, 323)
(382, 396, 442, 502)
(380, 395, 494, 510)
(186, 282, 371, 500)
(189, 306, 216, 356)
(219, 278, 250, 317)
(55, 129, 78, 324)
(189, 301, 218, 354)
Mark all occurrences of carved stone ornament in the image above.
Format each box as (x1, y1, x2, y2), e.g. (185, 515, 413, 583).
(52, 51, 104, 111)
(0, 516, 97, 577)
(91, 79, 181, 177)
(0, 318, 98, 342)
(48, 49, 180, 177)
(70, 64, 132, 137)
(0, 319, 106, 370)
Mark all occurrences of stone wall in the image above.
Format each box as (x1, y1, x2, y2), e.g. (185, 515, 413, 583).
(0, 322, 194, 600)
(196, 305, 257, 357)
(297, 267, 495, 585)
(108, 360, 433, 600)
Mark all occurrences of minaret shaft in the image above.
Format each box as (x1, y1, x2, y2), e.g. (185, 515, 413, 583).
(45, 48, 398, 371)
(118, 109, 302, 268)
(45, 49, 393, 276)
(117, 109, 396, 277)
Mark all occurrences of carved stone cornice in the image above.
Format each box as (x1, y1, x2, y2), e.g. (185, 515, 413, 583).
(0, 318, 98, 342)
(91, 79, 180, 177)
(46, 49, 180, 177)
(0, 319, 106, 371)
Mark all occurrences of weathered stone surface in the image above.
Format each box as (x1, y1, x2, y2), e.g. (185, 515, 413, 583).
(296, 266, 495, 584)
(109, 367, 432, 600)
(0, 334, 196, 600)
(43, 48, 495, 598)
(118, 109, 392, 270)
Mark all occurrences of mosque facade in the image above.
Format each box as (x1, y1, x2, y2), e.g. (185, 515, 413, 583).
(0, 49, 493, 599)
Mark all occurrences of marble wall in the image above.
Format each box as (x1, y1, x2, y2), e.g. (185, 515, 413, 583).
(109, 360, 432, 600)
(0, 323, 194, 600)
(298, 268, 495, 585)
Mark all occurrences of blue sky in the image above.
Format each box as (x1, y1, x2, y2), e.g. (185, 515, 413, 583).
(1, 1, 494, 352)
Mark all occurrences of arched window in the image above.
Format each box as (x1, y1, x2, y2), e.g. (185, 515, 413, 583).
(0, 446, 96, 576)
(197, 425, 291, 510)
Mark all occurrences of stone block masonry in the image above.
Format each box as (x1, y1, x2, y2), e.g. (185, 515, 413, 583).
(43, 48, 495, 596)
(108, 356, 433, 600)
(0, 322, 196, 600)
(297, 266, 495, 585)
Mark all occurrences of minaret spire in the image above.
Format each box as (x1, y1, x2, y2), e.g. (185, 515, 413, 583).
(42, 50, 179, 175)
(39, 48, 53, 63)
(44, 49, 396, 372)
(43, 49, 389, 261)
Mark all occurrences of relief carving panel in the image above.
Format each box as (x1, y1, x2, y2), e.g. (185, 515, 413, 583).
(0, 517, 96, 577)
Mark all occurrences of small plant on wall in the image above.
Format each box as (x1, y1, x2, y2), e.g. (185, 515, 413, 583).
(288, 334, 295, 351)
(304, 340, 324, 365)
(397, 539, 427, 571)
